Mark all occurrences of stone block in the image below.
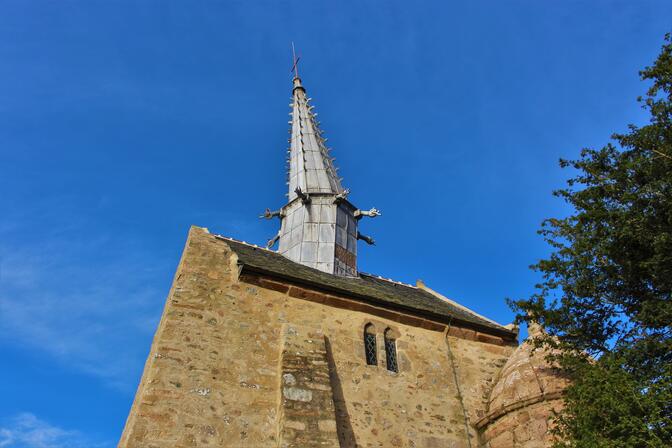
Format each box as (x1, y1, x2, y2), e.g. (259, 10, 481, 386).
(489, 430, 514, 448)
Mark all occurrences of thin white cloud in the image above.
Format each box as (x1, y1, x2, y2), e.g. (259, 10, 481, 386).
(0, 413, 110, 448)
(0, 193, 254, 391)
(0, 204, 169, 390)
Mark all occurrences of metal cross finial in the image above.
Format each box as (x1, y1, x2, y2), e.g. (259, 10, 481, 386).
(291, 42, 300, 79)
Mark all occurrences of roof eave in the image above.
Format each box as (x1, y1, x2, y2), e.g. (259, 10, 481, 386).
(238, 262, 517, 340)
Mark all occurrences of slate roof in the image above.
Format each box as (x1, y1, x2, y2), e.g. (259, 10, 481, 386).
(216, 235, 515, 337)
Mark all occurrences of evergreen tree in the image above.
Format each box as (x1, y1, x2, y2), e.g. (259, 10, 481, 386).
(509, 34, 672, 447)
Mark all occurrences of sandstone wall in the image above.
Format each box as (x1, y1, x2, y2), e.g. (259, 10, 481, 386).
(446, 334, 511, 438)
(118, 227, 518, 448)
(479, 399, 563, 448)
(474, 323, 568, 447)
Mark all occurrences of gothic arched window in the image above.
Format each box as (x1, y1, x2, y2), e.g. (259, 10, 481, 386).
(364, 323, 377, 366)
(384, 328, 398, 373)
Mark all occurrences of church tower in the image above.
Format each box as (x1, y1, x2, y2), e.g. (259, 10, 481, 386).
(118, 59, 565, 448)
(263, 72, 379, 277)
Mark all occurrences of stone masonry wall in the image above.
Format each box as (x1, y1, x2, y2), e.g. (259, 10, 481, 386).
(476, 324, 568, 448)
(480, 399, 564, 448)
(119, 227, 520, 448)
(445, 333, 512, 441)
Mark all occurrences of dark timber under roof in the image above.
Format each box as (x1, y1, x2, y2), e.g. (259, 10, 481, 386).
(216, 235, 515, 338)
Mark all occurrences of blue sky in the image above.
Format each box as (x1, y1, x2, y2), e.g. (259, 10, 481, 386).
(1, 1, 670, 446)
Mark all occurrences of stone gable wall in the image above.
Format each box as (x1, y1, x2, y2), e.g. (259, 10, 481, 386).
(119, 227, 536, 448)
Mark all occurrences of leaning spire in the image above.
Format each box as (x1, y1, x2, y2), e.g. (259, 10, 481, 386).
(261, 49, 380, 277)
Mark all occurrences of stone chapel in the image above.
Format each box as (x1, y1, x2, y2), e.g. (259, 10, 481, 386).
(118, 70, 567, 448)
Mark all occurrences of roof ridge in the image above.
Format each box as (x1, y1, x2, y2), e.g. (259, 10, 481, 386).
(416, 281, 506, 329)
(213, 234, 277, 253)
(359, 271, 418, 289)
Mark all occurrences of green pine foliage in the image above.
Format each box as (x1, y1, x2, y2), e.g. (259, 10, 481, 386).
(509, 34, 672, 447)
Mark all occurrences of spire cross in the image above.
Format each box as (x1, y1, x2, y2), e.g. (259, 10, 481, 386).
(290, 42, 300, 79)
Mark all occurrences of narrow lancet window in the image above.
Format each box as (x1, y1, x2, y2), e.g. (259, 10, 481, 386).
(384, 328, 398, 373)
(364, 324, 377, 366)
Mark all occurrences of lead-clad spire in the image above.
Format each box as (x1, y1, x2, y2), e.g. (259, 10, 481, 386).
(262, 56, 380, 277)
(287, 76, 343, 201)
